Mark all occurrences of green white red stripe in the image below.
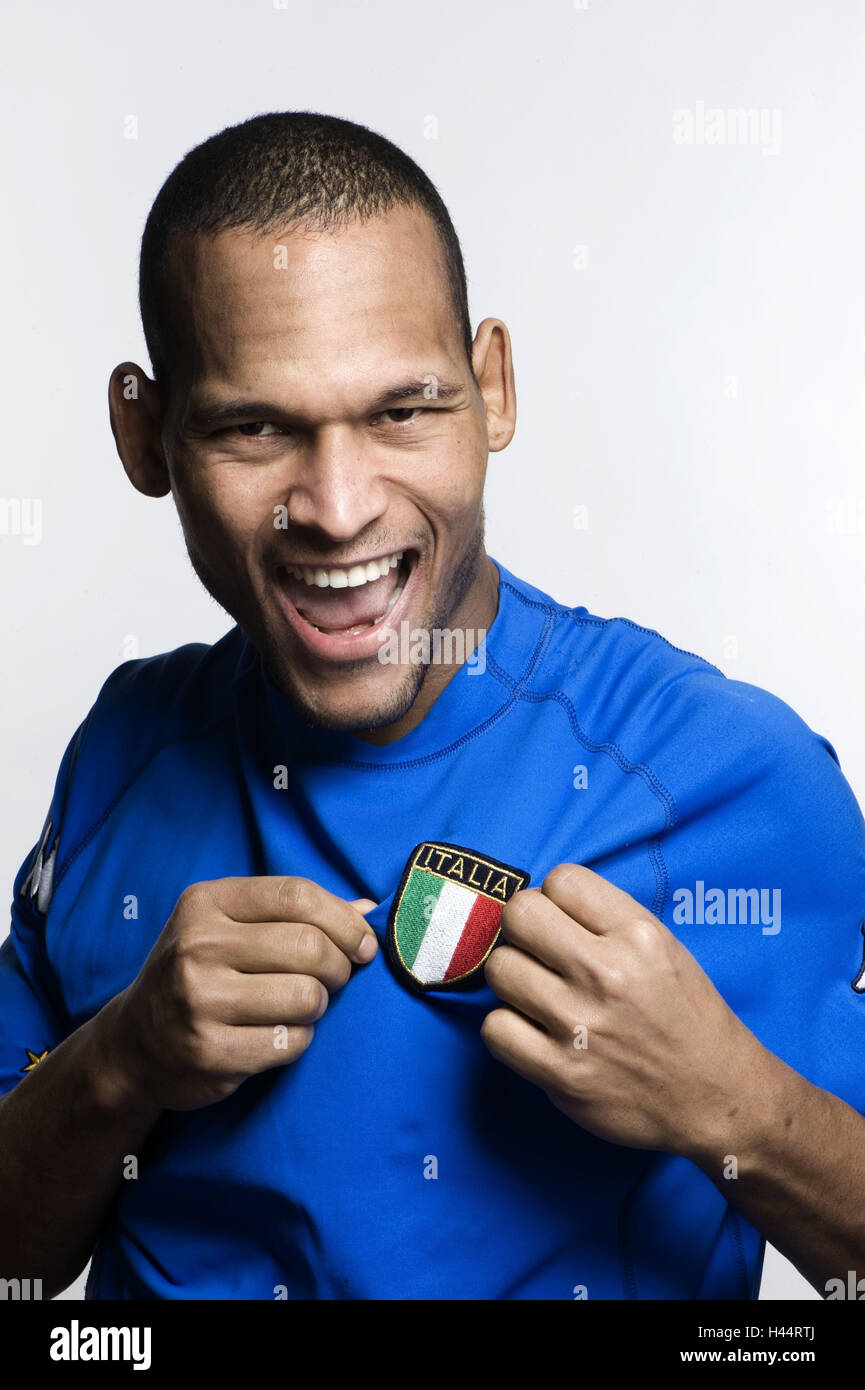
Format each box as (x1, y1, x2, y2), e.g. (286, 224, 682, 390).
(396, 867, 503, 984)
(387, 842, 530, 991)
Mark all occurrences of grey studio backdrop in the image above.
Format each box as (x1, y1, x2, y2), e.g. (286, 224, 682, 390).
(2, 0, 863, 1301)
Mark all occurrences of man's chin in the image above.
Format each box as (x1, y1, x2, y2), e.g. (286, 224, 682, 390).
(265, 656, 428, 737)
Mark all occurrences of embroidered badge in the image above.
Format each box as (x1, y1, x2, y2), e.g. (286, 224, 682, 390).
(20, 1047, 50, 1074)
(387, 841, 530, 992)
(852, 922, 865, 994)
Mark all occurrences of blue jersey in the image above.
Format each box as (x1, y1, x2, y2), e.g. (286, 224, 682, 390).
(2, 560, 863, 1299)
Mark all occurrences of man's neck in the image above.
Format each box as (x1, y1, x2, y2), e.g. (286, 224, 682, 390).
(354, 555, 500, 745)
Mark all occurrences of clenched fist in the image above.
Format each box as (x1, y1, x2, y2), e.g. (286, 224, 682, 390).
(97, 876, 378, 1111)
(480, 863, 763, 1158)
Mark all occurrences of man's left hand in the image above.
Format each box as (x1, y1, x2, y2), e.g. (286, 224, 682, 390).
(480, 864, 764, 1156)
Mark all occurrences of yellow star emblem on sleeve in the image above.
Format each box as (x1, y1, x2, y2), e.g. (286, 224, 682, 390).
(21, 1047, 50, 1073)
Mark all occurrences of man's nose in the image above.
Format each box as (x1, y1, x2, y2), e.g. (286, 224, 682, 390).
(282, 425, 389, 541)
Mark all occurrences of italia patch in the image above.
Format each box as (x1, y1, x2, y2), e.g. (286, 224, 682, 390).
(386, 841, 530, 992)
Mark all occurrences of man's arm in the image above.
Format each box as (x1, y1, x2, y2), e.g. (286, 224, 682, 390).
(683, 1033, 865, 1296)
(0, 999, 162, 1298)
(481, 864, 865, 1298)
(0, 876, 378, 1299)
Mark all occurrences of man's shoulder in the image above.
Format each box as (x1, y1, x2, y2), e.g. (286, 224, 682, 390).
(83, 625, 250, 745)
(63, 626, 251, 814)
(16, 627, 254, 919)
(504, 566, 846, 788)
(501, 566, 724, 688)
(87, 625, 250, 734)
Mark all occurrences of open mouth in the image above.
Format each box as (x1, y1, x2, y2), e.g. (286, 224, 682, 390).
(273, 548, 416, 656)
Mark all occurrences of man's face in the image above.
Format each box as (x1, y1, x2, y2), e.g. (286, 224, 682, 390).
(158, 206, 502, 734)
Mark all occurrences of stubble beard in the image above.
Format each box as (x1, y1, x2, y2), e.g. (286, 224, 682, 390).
(182, 511, 487, 734)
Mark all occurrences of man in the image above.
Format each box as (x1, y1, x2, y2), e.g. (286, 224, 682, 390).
(1, 111, 863, 1301)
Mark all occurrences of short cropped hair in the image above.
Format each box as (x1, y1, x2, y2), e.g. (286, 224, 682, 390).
(138, 110, 474, 398)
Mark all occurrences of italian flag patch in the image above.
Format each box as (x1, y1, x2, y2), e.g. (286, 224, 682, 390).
(386, 841, 530, 992)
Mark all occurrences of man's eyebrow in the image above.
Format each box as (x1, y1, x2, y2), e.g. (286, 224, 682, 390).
(367, 379, 465, 410)
(184, 379, 466, 430)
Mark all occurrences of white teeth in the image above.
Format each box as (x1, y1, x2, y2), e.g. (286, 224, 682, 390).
(285, 550, 406, 588)
(372, 566, 408, 622)
(307, 562, 408, 632)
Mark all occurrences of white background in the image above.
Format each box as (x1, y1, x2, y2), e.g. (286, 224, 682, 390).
(3, 0, 863, 1301)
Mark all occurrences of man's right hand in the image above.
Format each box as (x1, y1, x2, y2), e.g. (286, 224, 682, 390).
(97, 877, 378, 1111)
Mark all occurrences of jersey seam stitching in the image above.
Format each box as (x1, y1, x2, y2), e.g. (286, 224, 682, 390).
(486, 653, 676, 918)
(279, 612, 556, 773)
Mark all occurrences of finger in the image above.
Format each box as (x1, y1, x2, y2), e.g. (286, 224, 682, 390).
(480, 1006, 561, 1091)
(216, 972, 330, 1027)
(540, 863, 650, 937)
(226, 922, 354, 991)
(202, 877, 378, 963)
(351, 898, 377, 914)
(500, 887, 601, 976)
(483, 945, 576, 1038)
(207, 1022, 316, 1075)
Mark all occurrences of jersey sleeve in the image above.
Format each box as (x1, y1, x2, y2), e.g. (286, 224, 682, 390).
(0, 717, 89, 1096)
(657, 672, 865, 1117)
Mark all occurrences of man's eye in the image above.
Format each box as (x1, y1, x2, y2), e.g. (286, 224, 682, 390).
(235, 421, 281, 437)
(379, 407, 424, 425)
(224, 409, 425, 437)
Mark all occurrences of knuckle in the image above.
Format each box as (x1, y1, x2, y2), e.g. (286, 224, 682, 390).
(173, 923, 220, 968)
(183, 1018, 222, 1071)
(172, 946, 205, 1004)
(209, 1076, 243, 1102)
(626, 915, 662, 952)
(292, 975, 327, 1021)
(542, 863, 577, 897)
(286, 1024, 315, 1060)
(557, 1070, 586, 1102)
(479, 1012, 496, 1047)
(479, 1007, 509, 1051)
(331, 951, 352, 988)
(280, 876, 312, 921)
(177, 881, 211, 917)
(293, 924, 324, 964)
(501, 888, 533, 931)
(272, 1024, 315, 1065)
(172, 965, 221, 1032)
(482, 946, 510, 988)
(597, 957, 628, 999)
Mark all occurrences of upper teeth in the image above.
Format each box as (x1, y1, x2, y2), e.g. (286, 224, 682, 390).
(284, 551, 404, 588)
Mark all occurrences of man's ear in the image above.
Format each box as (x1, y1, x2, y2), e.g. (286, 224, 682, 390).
(108, 361, 171, 498)
(470, 318, 516, 453)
